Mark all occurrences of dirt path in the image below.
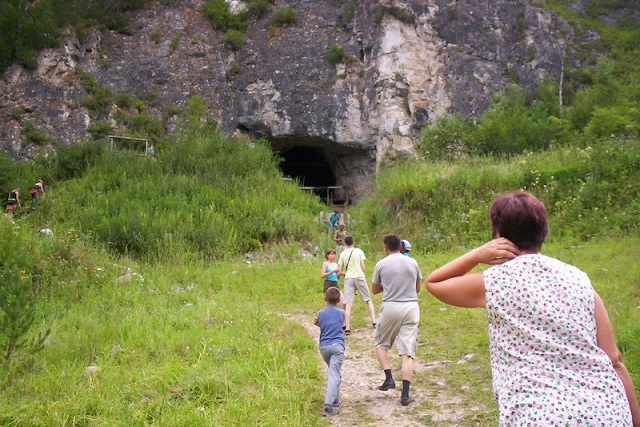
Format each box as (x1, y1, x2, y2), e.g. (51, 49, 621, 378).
(284, 312, 468, 426)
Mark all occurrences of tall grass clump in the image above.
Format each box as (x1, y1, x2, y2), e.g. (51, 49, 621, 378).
(36, 125, 323, 262)
(0, 236, 324, 425)
(353, 136, 640, 254)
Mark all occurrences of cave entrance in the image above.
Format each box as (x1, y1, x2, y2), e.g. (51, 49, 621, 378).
(263, 135, 376, 205)
(278, 146, 345, 204)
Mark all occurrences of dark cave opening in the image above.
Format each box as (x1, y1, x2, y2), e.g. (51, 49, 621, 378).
(277, 146, 342, 203)
(279, 146, 335, 187)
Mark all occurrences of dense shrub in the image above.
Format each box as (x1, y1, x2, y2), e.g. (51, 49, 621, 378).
(22, 121, 51, 145)
(80, 87, 115, 117)
(50, 139, 109, 181)
(584, 103, 640, 138)
(337, 1, 356, 28)
(202, 0, 246, 31)
(270, 7, 297, 28)
(38, 126, 323, 262)
(0, 0, 151, 73)
(121, 112, 164, 141)
(474, 84, 558, 155)
(246, 0, 271, 18)
(223, 29, 246, 51)
(419, 113, 477, 161)
(325, 44, 347, 64)
(352, 137, 640, 253)
(115, 92, 139, 110)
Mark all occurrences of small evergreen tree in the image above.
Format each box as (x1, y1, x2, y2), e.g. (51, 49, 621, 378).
(0, 218, 49, 362)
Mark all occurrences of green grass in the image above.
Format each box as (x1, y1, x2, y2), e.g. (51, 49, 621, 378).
(1, 230, 638, 424)
(2, 112, 640, 427)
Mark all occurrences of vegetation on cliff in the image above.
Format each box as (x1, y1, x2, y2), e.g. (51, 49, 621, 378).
(0, 1, 638, 424)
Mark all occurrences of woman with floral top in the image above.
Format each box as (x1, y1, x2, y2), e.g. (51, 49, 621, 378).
(426, 191, 640, 426)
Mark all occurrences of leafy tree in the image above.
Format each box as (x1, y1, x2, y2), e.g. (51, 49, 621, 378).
(0, 0, 59, 70)
(475, 84, 557, 155)
(419, 113, 477, 161)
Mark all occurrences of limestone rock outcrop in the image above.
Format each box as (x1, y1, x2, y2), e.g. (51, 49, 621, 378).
(0, 0, 616, 201)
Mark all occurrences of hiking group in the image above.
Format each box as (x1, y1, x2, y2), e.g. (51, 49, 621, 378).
(313, 192, 640, 426)
(5, 179, 44, 215)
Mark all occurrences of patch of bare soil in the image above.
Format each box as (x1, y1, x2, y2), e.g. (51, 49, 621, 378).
(284, 312, 468, 426)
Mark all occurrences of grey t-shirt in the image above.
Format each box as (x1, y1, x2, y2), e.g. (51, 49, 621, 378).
(372, 253, 422, 302)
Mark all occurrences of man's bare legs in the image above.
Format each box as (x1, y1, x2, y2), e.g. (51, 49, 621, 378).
(366, 299, 377, 326)
(344, 303, 353, 331)
(344, 300, 376, 331)
(400, 354, 413, 382)
(376, 350, 413, 382)
(376, 348, 414, 404)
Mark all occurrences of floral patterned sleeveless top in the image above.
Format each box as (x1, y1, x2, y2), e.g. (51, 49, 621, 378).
(484, 254, 632, 426)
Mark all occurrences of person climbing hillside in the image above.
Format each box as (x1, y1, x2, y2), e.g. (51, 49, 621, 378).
(400, 239, 412, 257)
(333, 223, 347, 254)
(6, 187, 20, 214)
(321, 248, 340, 293)
(327, 208, 341, 231)
(30, 179, 44, 209)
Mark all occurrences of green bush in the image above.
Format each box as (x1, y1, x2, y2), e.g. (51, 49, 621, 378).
(149, 29, 162, 44)
(351, 136, 640, 253)
(86, 120, 113, 140)
(115, 91, 137, 110)
(270, 7, 297, 28)
(419, 113, 477, 161)
(584, 103, 640, 138)
(223, 29, 246, 51)
(80, 86, 115, 117)
(325, 44, 347, 64)
(40, 127, 322, 262)
(338, 1, 356, 28)
(22, 120, 51, 145)
(0, 217, 49, 362)
(202, 0, 246, 31)
(474, 84, 558, 155)
(50, 139, 108, 181)
(121, 112, 164, 140)
(226, 61, 243, 81)
(246, 0, 271, 18)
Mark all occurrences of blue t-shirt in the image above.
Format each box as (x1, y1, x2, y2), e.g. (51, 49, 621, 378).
(318, 305, 345, 348)
(329, 213, 340, 228)
(325, 265, 338, 282)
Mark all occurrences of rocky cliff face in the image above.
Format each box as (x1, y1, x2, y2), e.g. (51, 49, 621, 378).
(0, 0, 604, 201)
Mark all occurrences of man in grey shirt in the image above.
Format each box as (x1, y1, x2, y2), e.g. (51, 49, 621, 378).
(371, 233, 422, 406)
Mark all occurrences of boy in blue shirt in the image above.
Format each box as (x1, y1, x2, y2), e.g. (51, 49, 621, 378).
(313, 286, 345, 416)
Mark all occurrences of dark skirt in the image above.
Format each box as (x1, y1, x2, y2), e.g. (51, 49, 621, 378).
(323, 280, 339, 293)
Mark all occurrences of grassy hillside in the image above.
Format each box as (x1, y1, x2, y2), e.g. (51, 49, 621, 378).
(350, 137, 640, 256)
(0, 1, 639, 423)
(1, 127, 639, 424)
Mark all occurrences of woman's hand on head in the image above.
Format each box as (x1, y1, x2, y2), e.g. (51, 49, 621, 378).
(477, 238, 520, 265)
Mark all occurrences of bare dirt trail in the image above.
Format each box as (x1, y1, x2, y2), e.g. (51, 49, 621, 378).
(284, 312, 469, 426)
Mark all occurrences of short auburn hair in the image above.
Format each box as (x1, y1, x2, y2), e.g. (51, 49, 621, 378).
(490, 191, 548, 251)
